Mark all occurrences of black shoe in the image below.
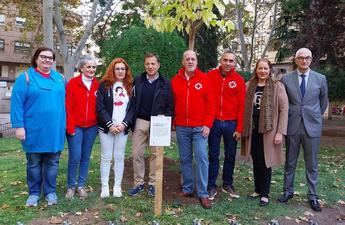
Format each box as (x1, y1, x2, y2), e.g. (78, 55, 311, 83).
(147, 185, 155, 197)
(309, 199, 322, 212)
(259, 197, 269, 207)
(277, 193, 293, 203)
(208, 188, 217, 200)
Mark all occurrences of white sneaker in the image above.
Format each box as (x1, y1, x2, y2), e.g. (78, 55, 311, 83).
(113, 186, 122, 197)
(100, 186, 109, 198)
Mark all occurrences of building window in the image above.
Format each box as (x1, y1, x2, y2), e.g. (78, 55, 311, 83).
(15, 17, 26, 28)
(14, 41, 31, 53)
(0, 65, 9, 77)
(0, 39, 4, 52)
(0, 14, 5, 26)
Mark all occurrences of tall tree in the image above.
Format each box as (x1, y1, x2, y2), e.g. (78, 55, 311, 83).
(43, 0, 54, 49)
(144, 0, 233, 50)
(274, 0, 345, 68)
(219, 0, 279, 71)
(54, 0, 116, 79)
(43, 0, 55, 69)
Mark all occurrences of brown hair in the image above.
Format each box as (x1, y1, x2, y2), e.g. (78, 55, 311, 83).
(249, 58, 273, 81)
(144, 52, 160, 63)
(100, 58, 133, 96)
(31, 47, 55, 68)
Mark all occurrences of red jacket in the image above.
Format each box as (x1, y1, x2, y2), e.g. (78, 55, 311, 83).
(66, 74, 99, 135)
(171, 67, 215, 128)
(207, 67, 246, 133)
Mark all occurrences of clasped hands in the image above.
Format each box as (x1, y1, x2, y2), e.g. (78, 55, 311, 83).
(109, 123, 125, 135)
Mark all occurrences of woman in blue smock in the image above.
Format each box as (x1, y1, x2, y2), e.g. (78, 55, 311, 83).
(10, 47, 66, 207)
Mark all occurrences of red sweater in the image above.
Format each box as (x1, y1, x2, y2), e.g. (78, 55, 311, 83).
(66, 74, 99, 135)
(171, 67, 215, 128)
(207, 67, 246, 132)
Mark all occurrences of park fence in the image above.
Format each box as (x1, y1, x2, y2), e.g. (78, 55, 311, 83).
(0, 122, 15, 137)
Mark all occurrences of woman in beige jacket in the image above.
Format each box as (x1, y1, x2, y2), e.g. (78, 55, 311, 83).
(241, 58, 288, 206)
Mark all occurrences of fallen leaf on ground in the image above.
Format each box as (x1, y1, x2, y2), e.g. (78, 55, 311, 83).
(120, 215, 128, 223)
(337, 200, 345, 205)
(50, 216, 63, 224)
(336, 215, 345, 221)
(135, 212, 143, 217)
(75, 211, 82, 216)
(298, 216, 309, 222)
(285, 216, 292, 220)
(1, 204, 9, 209)
(304, 211, 314, 217)
(10, 181, 22, 186)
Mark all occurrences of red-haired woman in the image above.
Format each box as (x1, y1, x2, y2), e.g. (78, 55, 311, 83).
(96, 58, 134, 198)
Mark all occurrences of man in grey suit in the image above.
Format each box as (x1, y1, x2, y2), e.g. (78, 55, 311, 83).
(278, 48, 328, 212)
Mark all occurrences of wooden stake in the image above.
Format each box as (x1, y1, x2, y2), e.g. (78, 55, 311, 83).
(154, 146, 164, 216)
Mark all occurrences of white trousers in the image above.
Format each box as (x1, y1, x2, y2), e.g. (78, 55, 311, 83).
(99, 131, 128, 188)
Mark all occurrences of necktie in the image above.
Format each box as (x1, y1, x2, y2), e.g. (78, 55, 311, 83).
(300, 74, 306, 98)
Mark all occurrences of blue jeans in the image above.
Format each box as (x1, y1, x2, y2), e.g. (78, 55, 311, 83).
(26, 152, 61, 196)
(67, 126, 98, 188)
(176, 126, 209, 198)
(208, 120, 237, 189)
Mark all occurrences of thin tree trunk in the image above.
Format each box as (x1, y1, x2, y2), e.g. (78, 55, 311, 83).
(261, 0, 278, 58)
(236, 0, 250, 72)
(248, 0, 260, 69)
(43, 0, 55, 69)
(54, 0, 114, 79)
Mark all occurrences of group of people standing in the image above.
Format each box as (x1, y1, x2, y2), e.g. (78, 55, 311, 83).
(10, 46, 328, 212)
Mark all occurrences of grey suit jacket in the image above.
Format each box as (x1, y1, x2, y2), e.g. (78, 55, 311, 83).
(281, 70, 328, 137)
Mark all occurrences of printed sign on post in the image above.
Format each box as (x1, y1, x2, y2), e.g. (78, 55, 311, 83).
(149, 116, 171, 147)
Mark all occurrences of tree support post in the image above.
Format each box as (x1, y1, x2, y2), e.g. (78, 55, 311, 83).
(154, 146, 164, 216)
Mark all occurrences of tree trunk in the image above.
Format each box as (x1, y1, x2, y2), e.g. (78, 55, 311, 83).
(261, 1, 278, 58)
(188, 24, 196, 50)
(43, 0, 55, 69)
(53, 0, 114, 79)
(236, 0, 250, 72)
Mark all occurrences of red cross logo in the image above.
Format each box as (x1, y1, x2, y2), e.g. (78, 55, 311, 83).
(195, 83, 203, 90)
(229, 81, 237, 88)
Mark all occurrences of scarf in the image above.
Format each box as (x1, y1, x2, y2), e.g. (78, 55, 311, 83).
(242, 75, 274, 137)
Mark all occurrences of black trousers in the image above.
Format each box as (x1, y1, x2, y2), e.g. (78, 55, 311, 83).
(251, 128, 272, 198)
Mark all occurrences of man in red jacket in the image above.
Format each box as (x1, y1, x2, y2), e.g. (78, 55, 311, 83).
(207, 51, 246, 200)
(171, 50, 215, 209)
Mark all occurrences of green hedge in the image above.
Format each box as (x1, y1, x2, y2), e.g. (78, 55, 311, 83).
(99, 26, 186, 79)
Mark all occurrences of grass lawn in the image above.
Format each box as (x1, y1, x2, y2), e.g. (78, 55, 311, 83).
(0, 137, 344, 225)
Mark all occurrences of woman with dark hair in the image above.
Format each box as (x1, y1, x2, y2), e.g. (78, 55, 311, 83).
(10, 47, 65, 206)
(97, 58, 134, 198)
(241, 58, 288, 206)
(65, 55, 99, 200)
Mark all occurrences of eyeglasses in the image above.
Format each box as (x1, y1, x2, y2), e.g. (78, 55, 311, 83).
(86, 65, 97, 69)
(39, 55, 54, 61)
(296, 56, 312, 61)
(115, 67, 126, 71)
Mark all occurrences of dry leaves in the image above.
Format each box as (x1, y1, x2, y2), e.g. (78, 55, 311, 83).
(120, 215, 128, 223)
(135, 212, 143, 217)
(1, 204, 10, 209)
(10, 181, 22, 186)
(337, 200, 345, 205)
(304, 211, 314, 217)
(49, 216, 63, 224)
